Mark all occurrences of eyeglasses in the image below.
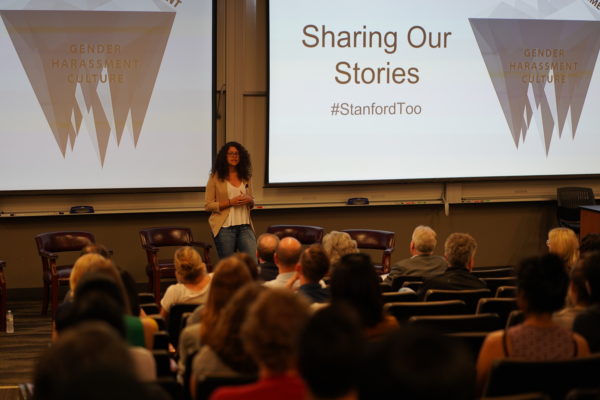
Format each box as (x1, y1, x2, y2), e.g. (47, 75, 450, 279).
(227, 152, 239, 156)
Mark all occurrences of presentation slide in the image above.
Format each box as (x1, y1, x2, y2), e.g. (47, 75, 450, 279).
(0, 0, 213, 191)
(268, 0, 600, 184)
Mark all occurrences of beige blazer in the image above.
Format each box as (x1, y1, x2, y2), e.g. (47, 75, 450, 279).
(205, 174, 254, 237)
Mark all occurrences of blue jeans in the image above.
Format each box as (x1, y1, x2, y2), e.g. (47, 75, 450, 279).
(213, 224, 257, 261)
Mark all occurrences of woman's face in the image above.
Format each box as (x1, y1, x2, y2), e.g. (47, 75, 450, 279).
(226, 146, 240, 167)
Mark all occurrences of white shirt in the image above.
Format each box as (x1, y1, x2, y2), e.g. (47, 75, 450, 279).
(160, 278, 211, 311)
(222, 181, 251, 227)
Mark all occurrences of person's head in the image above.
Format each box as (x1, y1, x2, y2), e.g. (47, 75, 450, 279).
(274, 236, 303, 272)
(444, 233, 477, 270)
(568, 259, 591, 307)
(256, 233, 280, 263)
(80, 243, 111, 259)
(299, 244, 330, 283)
(233, 252, 259, 280)
(174, 246, 206, 284)
(580, 233, 600, 255)
(206, 283, 266, 375)
(547, 227, 579, 269)
(330, 253, 383, 329)
(516, 254, 569, 315)
(200, 256, 253, 341)
(242, 288, 310, 374)
(322, 231, 359, 267)
(34, 322, 137, 400)
(70, 253, 115, 292)
(411, 225, 438, 255)
(299, 304, 364, 400)
(211, 141, 252, 181)
(359, 327, 474, 400)
(580, 250, 600, 304)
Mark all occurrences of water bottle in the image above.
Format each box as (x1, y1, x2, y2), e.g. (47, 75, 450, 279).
(6, 310, 14, 333)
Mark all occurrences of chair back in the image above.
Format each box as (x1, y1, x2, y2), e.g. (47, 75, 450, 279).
(139, 227, 194, 249)
(35, 231, 95, 253)
(481, 277, 517, 295)
(424, 288, 492, 313)
(496, 286, 517, 298)
(472, 267, 515, 278)
(483, 354, 600, 400)
(408, 313, 502, 333)
(382, 291, 419, 303)
(391, 275, 424, 291)
(266, 224, 325, 244)
(0, 260, 6, 331)
(557, 187, 595, 231)
(340, 229, 395, 274)
(447, 332, 488, 362)
(167, 303, 198, 348)
(196, 376, 258, 400)
(506, 310, 525, 328)
(476, 298, 518, 327)
(384, 300, 467, 324)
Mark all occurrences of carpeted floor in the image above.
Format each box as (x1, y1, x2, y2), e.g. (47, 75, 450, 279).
(0, 300, 52, 386)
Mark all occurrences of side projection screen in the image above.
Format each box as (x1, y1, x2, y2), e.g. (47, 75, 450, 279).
(0, 0, 213, 191)
(268, 0, 600, 184)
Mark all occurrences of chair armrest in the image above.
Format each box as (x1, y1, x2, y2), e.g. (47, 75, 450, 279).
(190, 241, 212, 250)
(141, 244, 160, 254)
(38, 249, 58, 260)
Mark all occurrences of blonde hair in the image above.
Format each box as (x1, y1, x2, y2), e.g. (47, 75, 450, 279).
(412, 225, 437, 254)
(548, 227, 579, 270)
(70, 253, 114, 291)
(444, 233, 477, 268)
(174, 246, 206, 283)
(322, 231, 359, 267)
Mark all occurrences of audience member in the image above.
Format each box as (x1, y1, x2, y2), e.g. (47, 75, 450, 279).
(190, 283, 264, 396)
(256, 233, 280, 282)
(264, 236, 302, 288)
(553, 259, 590, 329)
(233, 252, 259, 280)
(383, 225, 447, 286)
(573, 251, 600, 352)
(322, 231, 358, 268)
(34, 321, 167, 400)
(418, 233, 486, 297)
(178, 257, 253, 381)
(360, 326, 475, 400)
(547, 227, 579, 270)
(579, 233, 600, 255)
(160, 246, 212, 319)
(296, 244, 330, 304)
(330, 253, 398, 340)
(476, 254, 589, 393)
(210, 288, 310, 400)
(298, 304, 364, 400)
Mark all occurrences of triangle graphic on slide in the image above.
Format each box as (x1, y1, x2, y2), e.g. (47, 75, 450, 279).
(0, 9, 175, 165)
(469, 18, 600, 154)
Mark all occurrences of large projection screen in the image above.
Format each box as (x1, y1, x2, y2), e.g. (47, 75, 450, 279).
(268, 0, 600, 185)
(0, 0, 213, 191)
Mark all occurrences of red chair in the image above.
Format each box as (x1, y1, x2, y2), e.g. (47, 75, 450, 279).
(139, 227, 212, 301)
(0, 260, 6, 331)
(341, 229, 395, 274)
(34, 231, 95, 318)
(266, 225, 325, 244)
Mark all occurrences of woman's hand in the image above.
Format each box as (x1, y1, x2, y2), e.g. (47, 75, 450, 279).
(229, 194, 252, 206)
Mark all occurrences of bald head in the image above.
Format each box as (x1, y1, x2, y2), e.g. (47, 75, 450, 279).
(275, 237, 303, 272)
(257, 233, 280, 263)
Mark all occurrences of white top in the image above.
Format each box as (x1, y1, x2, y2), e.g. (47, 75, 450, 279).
(222, 181, 250, 227)
(160, 277, 211, 311)
(263, 271, 299, 289)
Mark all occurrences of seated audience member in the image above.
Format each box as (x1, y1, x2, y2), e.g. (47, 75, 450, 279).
(418, 232, 486, 297)
(298, 304, 364, 400)
(383, 225, 447, 286)
(476, 254, 590, 393)
(553, 259, 590, 329)
(330, 253, 398, 340)
(296, 244, 330, 304)
(264, 236, 303, 288)
(233, 252, 259, 280)
(178, 257, 253, 381)
(256, 233, 280, 282)
(210, 289, 310, 400)
(57, 274, 157, 381)
(160, 246, 212, 319)
(322, 231, 359, 268)
(573, 251, 600, 353)
(190, 283, 264, 396)
(579, 233, 600, 255)
(547, 227, 579, 271)
(34, 321, 167, 400)
(360, 326, 474, 400)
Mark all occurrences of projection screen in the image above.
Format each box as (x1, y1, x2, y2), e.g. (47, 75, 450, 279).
(0, 0, 213, 191)
(268, 0, 600, 184)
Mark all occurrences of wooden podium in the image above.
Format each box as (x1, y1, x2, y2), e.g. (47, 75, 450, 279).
(580, 205, 600, 239)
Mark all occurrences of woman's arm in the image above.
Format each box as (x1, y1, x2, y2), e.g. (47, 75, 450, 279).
(205, 175, 233, 212)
